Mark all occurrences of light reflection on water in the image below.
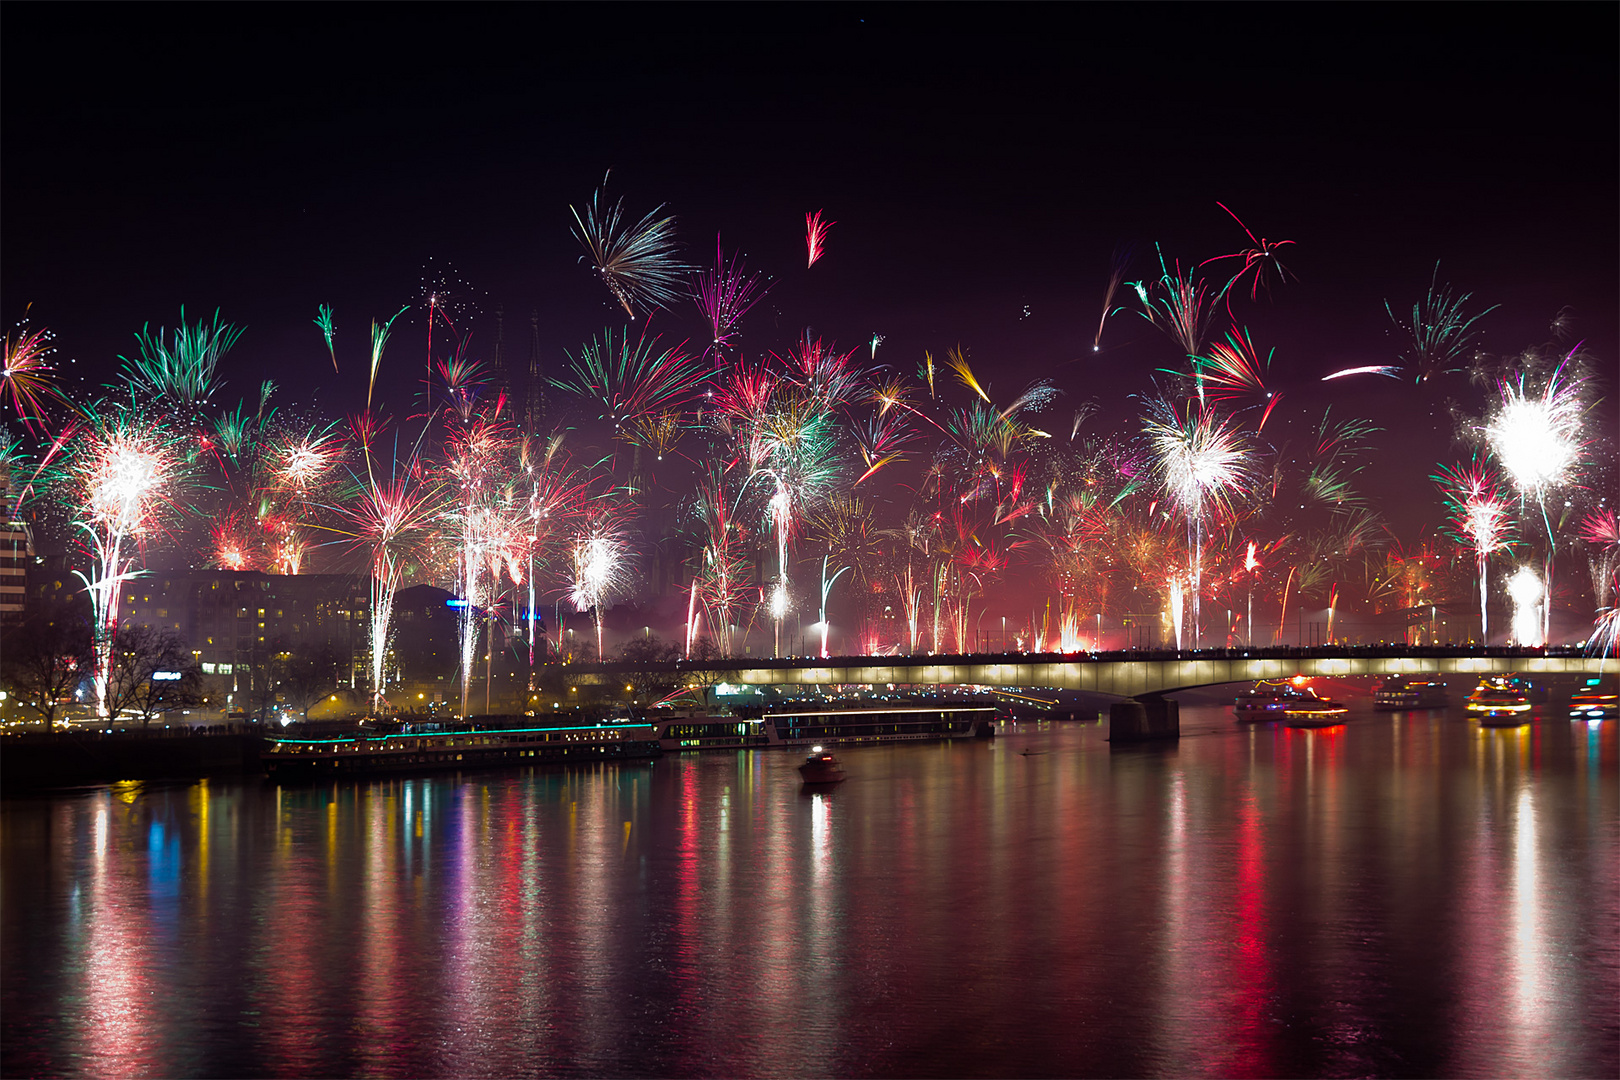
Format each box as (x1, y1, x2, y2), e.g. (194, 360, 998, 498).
(3, 699, 1617, 1079)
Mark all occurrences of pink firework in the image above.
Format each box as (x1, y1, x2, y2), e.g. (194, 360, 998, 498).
(1200, 202, 1296, 316)
(805, 209, 835, 268)
(347, 459, 442, 712)
(692, 238, 771, 362)
(1433, 460, 1512, 643)
(58, 413, 192, 715)
(1195, 328, 1282, 432)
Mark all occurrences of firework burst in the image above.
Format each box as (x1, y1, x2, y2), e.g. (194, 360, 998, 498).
(1434, 459, 1512, 643)
(571, 177, 688, 318)
(1385, 264, 1498, 383)
(2, 308, 71, 433)
(1142, 397, 1259, 647)
(805, 209, 834, 268)
(692, 239, 771, 362)
(54, 408, 194, 714)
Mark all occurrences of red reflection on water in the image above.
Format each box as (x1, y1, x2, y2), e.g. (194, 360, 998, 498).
(81, 798, 163, 1076)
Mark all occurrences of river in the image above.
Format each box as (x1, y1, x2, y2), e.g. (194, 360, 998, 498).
(4, 687, 1617, 1078)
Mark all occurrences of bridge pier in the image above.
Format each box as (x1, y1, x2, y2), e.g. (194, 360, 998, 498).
(1108, 698, 1179, 743)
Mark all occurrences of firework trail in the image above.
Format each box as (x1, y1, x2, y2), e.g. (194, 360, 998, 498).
(313, 305, 338, 372)
(816, 555, 852, 658)
(1484, 354, 1588, 642)
(261, 424, 344, 574)
(341, 410, 442, 712)
(571, 176, 688, 319)
(1133, 246, 1224, 397)
(805, 210, 834, 268)
(1507, 564, 1544, 646)
(783, 335, 864, 412)
(118, 308, 243, 417)
(1191, 328, 1281, 431)
(558, 327, 710, 437)
(1434, 459, 1512, 643)
(1385, 264, 1499, 383)
(1200, 202, 1295, 317)
(1142, 397, 1258, 648)
(692, 239, 771, 363)
(1321, 365, 1400, 382)
(442, 401, 527, 715)
(53, 407, 194, 715)
(366, 306, 410, 411)
(570, 504, 634, 659)
(1092, 246, 1132, 353)
(1579, 509, 1620, 614)
(2, 308, 72, 433)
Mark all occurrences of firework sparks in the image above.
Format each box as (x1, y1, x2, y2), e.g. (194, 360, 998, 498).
(1133, 246, 1223, 393)
(571, 177, 688, 318)
(1434, 459, 1512, 643)
(1092, 246, 1132, 353)
(1385, 264, 1499, 383)
(313, 304, 338, 372)
(1192, 328, 1281, 431)
(1321, 365, 1400, 382)
(1507, 564, 1544, 646)
(1484, 362, 1585, 500)
(1200, 202, 1295, 315)
(1142, 398, 1258, 647)
(692, 239, 771, 362)
(558, 327, 710, 438)
(56, 410, 193, 714)
(570, 507, 633, 659)
(805, 209, 835, 268)
(118, 307, 243, 413)
(2, 309, 70, 432)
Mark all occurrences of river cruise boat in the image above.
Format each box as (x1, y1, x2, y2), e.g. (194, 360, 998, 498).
(1283, 696, 1349, 728)
(1234, 679, 1323, 720)
(652, 702, 998, 751)
(1372, 676, 1449, 711)
(1568, 679, 1617, 720)
(1466, 675, 1546, 724)
(263, 718, 662, 779)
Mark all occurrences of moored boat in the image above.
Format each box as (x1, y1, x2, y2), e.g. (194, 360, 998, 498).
(263, 718, 662, 779)
(1372, 676, 1449, 711)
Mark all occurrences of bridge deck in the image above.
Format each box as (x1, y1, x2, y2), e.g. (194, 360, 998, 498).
(570, 647, 1612, 698)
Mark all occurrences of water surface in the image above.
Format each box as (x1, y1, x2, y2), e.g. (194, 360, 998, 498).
(4, 695, 1617, 1078)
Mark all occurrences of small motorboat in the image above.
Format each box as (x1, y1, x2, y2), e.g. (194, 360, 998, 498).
(1568, 679, 1616, 721)
(797, 747, 846, 783)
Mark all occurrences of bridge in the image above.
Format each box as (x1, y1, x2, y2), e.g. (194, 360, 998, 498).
(573, 645, 1613, 700)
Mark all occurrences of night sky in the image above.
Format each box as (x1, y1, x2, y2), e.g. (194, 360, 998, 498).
(4, 5, 1617, 559)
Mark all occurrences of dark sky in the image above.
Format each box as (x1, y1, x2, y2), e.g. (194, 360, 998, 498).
(5, 4, 1617, 543)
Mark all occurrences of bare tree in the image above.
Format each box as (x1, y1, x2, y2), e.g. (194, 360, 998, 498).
(617, 635, 680, 702)
(1, 597, 94, 726)
(103, 622, 204, 728)
(275, 643, 345, 722)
